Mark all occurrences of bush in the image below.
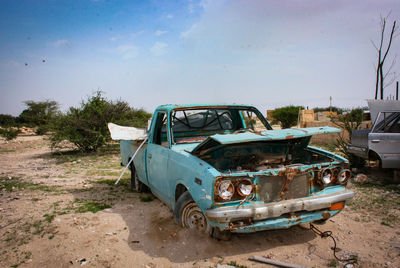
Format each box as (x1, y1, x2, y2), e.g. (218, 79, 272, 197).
(50, 91, 151, 152)
(0, 114, 17, 127)
(312, 106, 345, 114)
(17, 100, 59, 134)
(271, 105, 304, 129)
(331, 108, 365, 168)
(0, 127, 21, 141)
(36, 125, 51, 135)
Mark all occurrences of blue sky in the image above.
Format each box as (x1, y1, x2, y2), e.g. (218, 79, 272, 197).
(1, 0, 399, 115)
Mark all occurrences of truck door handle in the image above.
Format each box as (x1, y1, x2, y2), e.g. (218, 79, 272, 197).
(148, 153, 152, 159)
(371, 139, 380, 143)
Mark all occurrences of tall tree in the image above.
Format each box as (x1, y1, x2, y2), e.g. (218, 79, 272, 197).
(18, 100, 59, 126)
(372, 15, 397, 100)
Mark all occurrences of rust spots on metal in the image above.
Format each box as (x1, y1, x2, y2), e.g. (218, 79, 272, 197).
(289, 213, 302, 222)
(279, 166, 301, 199)
(213, 202, 224, 208)
(255, 183, 260, 196)
(322, 211, 331, 220)
(278, 169, 286, 177)
(285, 135, 295, 139)
(299, 129, 308, 133)
(229, 218, 252, 231)
(310, 175, 320, 187)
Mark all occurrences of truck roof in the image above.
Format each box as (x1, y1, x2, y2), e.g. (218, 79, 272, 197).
(155, 104, 257, 112)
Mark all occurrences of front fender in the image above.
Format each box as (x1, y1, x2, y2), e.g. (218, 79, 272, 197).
(169, 151, 218, 213)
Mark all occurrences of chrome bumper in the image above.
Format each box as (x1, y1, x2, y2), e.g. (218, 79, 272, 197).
(206, 189, 354, 223)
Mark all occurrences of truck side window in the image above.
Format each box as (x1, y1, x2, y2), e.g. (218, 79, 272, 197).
(239, 110, 262, 130)
(373, 112, 400, 133)
(387, 114, 400, 133)
(153, 112, 168, 147)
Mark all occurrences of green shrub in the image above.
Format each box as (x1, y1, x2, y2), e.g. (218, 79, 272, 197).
(0, 114, 17, 127)
(17, 100, 59, 134)
(271, 105, 304, 129)
(0, 127, 21, 141)
(331, 108, 365, 168)
(50, 91, 151, 152)
(35, 125, 51, 135)
(312, 106, 345, 114)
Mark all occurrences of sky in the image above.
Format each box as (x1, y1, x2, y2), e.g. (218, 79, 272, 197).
(0, 0, 399, 116)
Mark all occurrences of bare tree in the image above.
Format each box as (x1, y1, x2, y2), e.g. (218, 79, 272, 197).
(372, 15, 398, 99)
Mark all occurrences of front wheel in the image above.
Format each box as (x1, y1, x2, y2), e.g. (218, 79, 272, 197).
(174, 191, 210, 233)
(174, 191, 231, 240)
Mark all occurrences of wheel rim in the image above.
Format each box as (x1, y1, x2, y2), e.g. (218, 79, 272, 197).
(181, 202, 210, 233)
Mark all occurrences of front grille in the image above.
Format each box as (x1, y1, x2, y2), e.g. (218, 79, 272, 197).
(259, 174, 309, 202)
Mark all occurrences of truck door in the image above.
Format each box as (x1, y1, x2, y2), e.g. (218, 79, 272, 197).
(146, 111, 172, 204)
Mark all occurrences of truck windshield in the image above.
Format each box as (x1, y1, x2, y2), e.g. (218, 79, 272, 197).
(170, 107, 271, 144)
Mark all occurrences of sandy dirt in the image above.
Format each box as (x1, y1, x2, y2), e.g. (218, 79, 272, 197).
(0, 135, 399, 268)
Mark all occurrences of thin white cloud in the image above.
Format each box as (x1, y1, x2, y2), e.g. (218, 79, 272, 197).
(110, 35, 122, 41)
(150, 42, 168, 56)
(155, 30, 168, 36)
(180, 24, 197, 39)
(116, 44, 139, 59)
(49, 39, 70, 47)
(166, 14, 173, 19)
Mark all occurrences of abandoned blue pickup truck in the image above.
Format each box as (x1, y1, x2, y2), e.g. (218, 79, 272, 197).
(117, 104, 354, 239)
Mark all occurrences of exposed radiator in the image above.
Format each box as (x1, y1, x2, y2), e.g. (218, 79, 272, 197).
(259, 174, 309, 202)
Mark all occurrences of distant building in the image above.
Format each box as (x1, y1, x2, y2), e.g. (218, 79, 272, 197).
(315, 111, 337, 121)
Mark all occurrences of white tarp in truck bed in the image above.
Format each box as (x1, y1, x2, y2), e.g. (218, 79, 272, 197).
(107, 123, 147, 141)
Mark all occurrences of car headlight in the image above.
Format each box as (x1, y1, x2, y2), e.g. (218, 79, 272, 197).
(237, 180, 253, 197)
(337, 169, 351, 184)
(319, 168, 333, 185)
(217, 180, 234, 200)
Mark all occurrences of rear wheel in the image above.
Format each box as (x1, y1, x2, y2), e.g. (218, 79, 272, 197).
(130, 164, 146, 192)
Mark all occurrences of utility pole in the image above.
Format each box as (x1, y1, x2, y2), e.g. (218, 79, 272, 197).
(329, 96, 332, 113)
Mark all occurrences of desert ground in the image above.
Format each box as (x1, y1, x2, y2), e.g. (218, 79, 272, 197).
(0, 134, 399, 268)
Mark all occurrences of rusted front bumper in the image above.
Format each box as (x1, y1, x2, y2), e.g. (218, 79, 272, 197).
(206, 188, 354, 232)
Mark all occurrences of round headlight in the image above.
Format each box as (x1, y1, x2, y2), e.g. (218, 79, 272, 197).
(337, 169, 351, 184)
(320, 168, 333, 185)
(237, 180, 253, 197)
(217, 180, 234, 200)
